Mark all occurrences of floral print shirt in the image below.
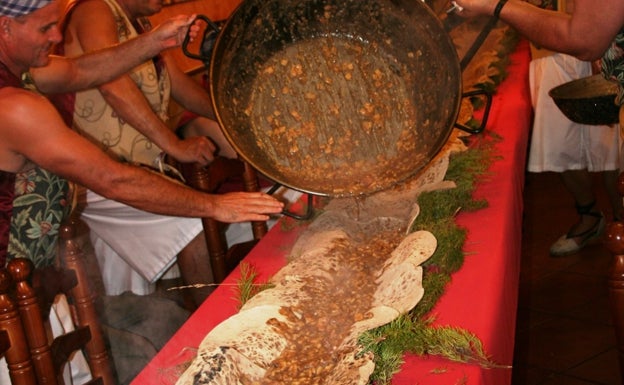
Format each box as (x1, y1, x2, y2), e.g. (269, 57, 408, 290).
(8, 169, 70, 267)
(601, 27, 624, 105)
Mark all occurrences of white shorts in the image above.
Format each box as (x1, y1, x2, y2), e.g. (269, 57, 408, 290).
(79, 188, 203, 296)
(79, 186, 302, 296)
(528, 53, 620, 173)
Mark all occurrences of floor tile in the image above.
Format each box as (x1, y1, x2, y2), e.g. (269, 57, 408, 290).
(517, 309, 615, 372)
(565, 295, 614, 327)
(514, 171, 622, 385)
(524, 272, 609, 315)
(567, 347, 623, 385)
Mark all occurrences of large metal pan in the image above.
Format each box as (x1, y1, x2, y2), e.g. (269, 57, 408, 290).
(203, 0, 462, 197)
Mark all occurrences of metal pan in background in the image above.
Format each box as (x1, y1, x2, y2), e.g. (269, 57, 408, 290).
(549, 74, 620, 125)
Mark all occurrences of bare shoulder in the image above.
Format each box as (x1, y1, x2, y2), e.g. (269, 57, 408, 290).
(0, 85, 27, 98)
(0, 87, 38, 119)
(72, 0, 110, 12)
(70, 0, 114, 21)
(0, 88, 52, 172)
(0, 88, 64, 144)
(67, 0, 119, 46)
(0, 87, 54, 123)
(0, 87, 94, 175)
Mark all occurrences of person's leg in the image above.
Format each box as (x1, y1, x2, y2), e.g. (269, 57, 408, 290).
(550, 169, 605, 256)
(602, 169, 623, 221)
(176, 232, 215, 308)
(560, 169, 595, 213)
(79, 188, 206, 297)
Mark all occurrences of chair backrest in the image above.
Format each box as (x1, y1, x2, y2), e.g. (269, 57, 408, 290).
(0, 219, 117, 385)
(0, 268, 38, 385)
(0, 330, 9, 356)
(182, 157, 268, 283)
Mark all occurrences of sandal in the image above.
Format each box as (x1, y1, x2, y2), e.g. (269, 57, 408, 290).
(549, 201, 606, 257)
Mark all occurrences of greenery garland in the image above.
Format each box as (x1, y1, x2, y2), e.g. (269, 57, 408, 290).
(357, 27, 520, 383)
(360, 137, 502, 384)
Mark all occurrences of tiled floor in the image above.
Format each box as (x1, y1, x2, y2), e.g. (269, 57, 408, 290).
(512, 171, 623, 385)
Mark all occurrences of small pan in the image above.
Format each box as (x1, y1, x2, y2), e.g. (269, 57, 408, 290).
(549, 74, 620, 125)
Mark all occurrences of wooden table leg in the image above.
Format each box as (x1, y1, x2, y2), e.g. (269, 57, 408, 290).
(605, 172, 624, 383)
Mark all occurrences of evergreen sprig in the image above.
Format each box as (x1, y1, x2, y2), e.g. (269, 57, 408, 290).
(235, 262, 274, 309)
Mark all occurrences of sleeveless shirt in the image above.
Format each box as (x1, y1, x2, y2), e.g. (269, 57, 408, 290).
(0, 61, 70, 268)
(62, 0, 172, 166)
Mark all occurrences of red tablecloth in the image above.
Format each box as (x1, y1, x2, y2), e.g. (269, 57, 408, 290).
(132, 38, 532, 385)
(392, 38, 531, 385)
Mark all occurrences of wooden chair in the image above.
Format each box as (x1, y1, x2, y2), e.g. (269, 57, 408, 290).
(181, 157, 268, 283)
(0, 330, 9, 356)
(0, 218, 116, 385)
(0, 268, 38, 385)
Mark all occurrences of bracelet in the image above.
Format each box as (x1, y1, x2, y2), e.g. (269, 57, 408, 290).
(493, 0, 508, 18)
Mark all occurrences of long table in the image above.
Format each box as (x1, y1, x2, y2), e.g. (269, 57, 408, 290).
(132, 38, 532, 385)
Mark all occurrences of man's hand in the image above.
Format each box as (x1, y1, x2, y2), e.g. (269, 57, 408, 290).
(209, 192, 285, 223)
(452, 0, 498, 17)
(150, 14, 201, 50)
(169, 136, 218, 165)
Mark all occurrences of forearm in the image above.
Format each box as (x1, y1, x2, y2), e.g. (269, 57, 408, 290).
(78, 161, 282, 223)
(456, 0, 624, 61)
(496, 1, 596, 60)
(34, 37, 164, 94)
(98, 78, 182, 154)
(91, 163, 217, 217)
(166, 56, 216, 119)
(63, 40, 162, 89)
(32, 14, 197, 93)
(172, 79, 216, 119)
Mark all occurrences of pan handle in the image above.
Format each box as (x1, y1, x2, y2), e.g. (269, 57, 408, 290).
(267, 184, 315, 220)
(454, 89, 493, 134)
(182, 15, 222, 62)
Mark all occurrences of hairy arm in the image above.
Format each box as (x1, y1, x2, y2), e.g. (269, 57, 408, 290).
(454, 0, 624, 60)
(30, 13, 197, 93)
(0, 89, 283, 222)
(164, 52, 216, 119)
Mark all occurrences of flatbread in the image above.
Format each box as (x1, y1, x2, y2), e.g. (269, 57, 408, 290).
(177, 230, 437, 385)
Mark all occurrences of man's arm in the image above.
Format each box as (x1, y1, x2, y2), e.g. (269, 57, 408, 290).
(164, 53, 216, 119)
(0, 89, 283, 222)
(30, 14, 197, 94)
(454, 0, 624, 60)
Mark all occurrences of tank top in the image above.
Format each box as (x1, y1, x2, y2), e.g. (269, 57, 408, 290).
(0, 61, 70, 268)
(62, 0, 172, 166)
